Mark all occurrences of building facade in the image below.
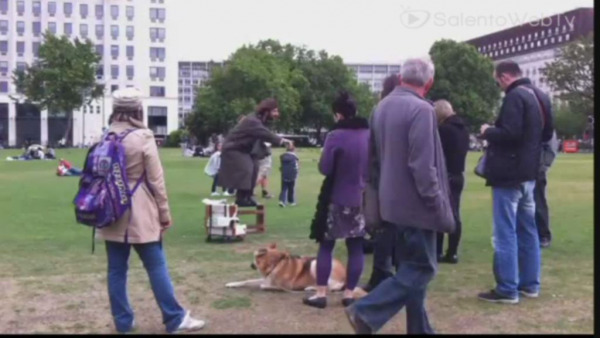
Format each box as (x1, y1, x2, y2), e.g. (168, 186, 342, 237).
(0, 0, 177, 147)
(465, 7, 594, 99)
(346, 63, 401, 94)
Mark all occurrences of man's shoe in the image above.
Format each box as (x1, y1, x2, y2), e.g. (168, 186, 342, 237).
(540, 238, 551, 248)
(173, 311, 205, 333)
(289, 203, 297, 206)
(223, 191, 232, 197)
(302, 296, 327, 309)
(477, 289, 519, 304)
(210, 192, 220, 197)
(279, 201, 286, 208)
(518, 289, 540, 298)
(441, 254, 459, 264)
(344, 305, 373, 334)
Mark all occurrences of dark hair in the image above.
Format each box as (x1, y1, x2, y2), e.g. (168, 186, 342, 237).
(381, 74, 400, 99)
(495, 60, 522, 77)
(332, 91, 357, 118)
(109, 106, 144, 124)
(255, 98, 278, 117)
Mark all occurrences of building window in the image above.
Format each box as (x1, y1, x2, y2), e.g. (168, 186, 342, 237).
(534, 32, 538, 39)
(80, 3, 88, 18)
(111, 65, 119, 79)
(0, 20, 7, 35)
(150, 28, 166, 41)
(566, 34, 570, 41)
(95, 24, 104, 39)
(150, 66, 166, 80)
(558, 36, 563, 43)
(111, 25, 119, 39)
(0, 0, 7, 13)
(33, 1, 41, 16)
(150, 47, 166, 61)
(64, 23, 72, 36)
(96, 65, 103, 79)
(0, 81, 8, 93)
(17, 1, 24, 15)
(551, 37, 555, 43)
(16, 41, 25, 55)
(97, 106, 101, 114)
(16, 21, 25, 36)
(126, 6, 134, 20)
(537, 41, 541, 47)
(95, 44, 103, 58)
(543, 38, 548, 45)
(48, 22, 57, 35)
(148, 106, 168, 116)
(32, 22, 41, 37)
(64, 2, 73, 17)
(16, 62, 27, 72)
(111, 45, 119, 60)
(80, 24, 88, 38)
(111, 85, 119, 93)
(0, 61, 8, 74)
(126, 46, 134, 60)
(126, 65, 134, 79)
(150, 86, 165, 97)
(126, 26, 134, 40)
(111, 5, 119, 20)
(95, 4, 103, 19)
(0, 41, 7, 54)
(32, 42, 40, 57)
(48, 1, 56, 16)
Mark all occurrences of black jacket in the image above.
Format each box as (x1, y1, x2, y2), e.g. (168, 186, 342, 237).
(483, 78, 554, 187)
(439, 115, 470, 175)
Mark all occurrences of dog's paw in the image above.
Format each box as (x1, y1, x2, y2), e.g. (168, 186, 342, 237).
(225, 282, 239, 288)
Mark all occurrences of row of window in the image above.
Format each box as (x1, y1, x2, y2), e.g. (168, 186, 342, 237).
(478, 25, 575, 53)
(482, 34, 571, 58)
(7, 21, 136, 41)
(0, 1, 136, 21)
(0, 80, 166, 98)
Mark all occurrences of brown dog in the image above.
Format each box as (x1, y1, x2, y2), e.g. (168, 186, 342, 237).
(225, 243, 346, 292)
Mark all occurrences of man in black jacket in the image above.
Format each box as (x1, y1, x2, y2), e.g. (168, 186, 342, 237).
(477, 61, 554, 304)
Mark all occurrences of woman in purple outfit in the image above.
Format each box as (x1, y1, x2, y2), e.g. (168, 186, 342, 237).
(304, 91, 370, 309)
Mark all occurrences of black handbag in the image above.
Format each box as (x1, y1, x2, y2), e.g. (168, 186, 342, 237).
(474, 151, 488, 179)
(250, 140, 270, 160)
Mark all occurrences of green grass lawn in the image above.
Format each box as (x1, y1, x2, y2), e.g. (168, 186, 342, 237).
(0, 147, 594, 334)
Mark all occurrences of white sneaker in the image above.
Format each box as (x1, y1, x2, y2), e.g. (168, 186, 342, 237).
(279, 201, 286, 208)
(290, 203, 297, 207)
(174, 311, 205, 333)
(223, 192, 231, 197)
(211, 192, 220, 197)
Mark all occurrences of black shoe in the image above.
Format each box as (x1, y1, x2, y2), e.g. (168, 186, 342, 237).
(342, 298, 355, 307)
(236, 198, 257, 207)
(441, 254, 459, 264)
(540, 238, 551, 248)
(302, 296, 327, 309)
(477, 289, 518, 304)
(437, 254, 445, 263)
(359, 283, 374, 293)
(344, 305, 373, 334)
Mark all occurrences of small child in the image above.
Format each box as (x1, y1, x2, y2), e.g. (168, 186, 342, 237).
(204, 143, 233, 196)
(279, 143, 299, 207)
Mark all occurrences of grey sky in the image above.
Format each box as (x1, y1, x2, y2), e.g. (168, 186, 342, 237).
(171, 0, 594, 63)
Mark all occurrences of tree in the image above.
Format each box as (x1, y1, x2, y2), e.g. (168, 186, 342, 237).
(428, 39, 501, 131)
(553, 101, 587, 139)
(12, 33, 104, 143)
(543, 32, 594, 116)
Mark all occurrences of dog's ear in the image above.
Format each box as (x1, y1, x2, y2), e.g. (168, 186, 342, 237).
(269, 243, 277, 249)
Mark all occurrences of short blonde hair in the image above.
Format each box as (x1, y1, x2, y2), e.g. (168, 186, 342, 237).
(434, 100, 455, 124)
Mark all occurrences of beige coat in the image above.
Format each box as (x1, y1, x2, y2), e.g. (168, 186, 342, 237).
(96, 121, 171, 244)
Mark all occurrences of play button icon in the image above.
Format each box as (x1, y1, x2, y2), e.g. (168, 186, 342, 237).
(400, 10, 430, 29)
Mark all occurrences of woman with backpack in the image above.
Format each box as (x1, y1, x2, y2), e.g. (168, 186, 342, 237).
(95, 88, 205, 334)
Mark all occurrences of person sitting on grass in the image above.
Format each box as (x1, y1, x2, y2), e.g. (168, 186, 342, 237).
(279, 143, 299, 207)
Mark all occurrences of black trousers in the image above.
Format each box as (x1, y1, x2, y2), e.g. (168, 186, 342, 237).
(236, 160, 259, 202)
(534, 170, 551, 240)
(437, 173, 465, 257)
(366, 222, 398, 288)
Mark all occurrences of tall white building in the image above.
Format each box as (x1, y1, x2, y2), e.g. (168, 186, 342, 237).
(346, 63, 402, 94)
(0, 0, 177, 147)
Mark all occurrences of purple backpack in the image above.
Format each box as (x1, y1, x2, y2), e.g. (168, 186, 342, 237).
(74, 129, 145, 231)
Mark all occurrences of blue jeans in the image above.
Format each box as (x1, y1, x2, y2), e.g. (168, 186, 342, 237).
(350, 223, 436, 334)
(105, 241, 186, 333)
(279, 179, 296, 204)
(492, 180, 541, 299)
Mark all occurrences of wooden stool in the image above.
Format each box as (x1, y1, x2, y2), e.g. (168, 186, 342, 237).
(237, 204, 266, 234)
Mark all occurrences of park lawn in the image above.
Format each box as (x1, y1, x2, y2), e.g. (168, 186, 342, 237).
(0, 147, 594, 334)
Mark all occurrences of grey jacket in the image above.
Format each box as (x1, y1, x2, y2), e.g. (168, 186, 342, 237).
(369, 87, 455, 233)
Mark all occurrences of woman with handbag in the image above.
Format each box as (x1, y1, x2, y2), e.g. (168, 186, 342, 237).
(304, 91, 370, 309)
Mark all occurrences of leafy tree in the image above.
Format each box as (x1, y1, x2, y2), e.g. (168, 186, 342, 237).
(165, 129, 189, 148)
(542, 32, 594, 116)
(12, 33, 104, 142)
(553, 101, 587, 139)
(428, 39, 501, 130)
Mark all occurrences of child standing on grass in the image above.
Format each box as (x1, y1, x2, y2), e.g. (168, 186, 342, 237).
(205, 143, 234, 196)
(279, 143, 299, 207)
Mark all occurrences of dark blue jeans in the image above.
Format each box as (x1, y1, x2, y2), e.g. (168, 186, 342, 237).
(350, 223, 437, 334)
(105, 241, 186, 333)
(366, 223, 398, 287)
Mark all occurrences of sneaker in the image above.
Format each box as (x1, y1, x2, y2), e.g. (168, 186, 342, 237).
(279, 201, 286, 208)
(210, 192, 220, 197)
(173, 311, 205, 333)
(223, 191, 232, 197)
(344, 305, 373, 334)
(540, 238, 551, 248)
(518, 289, 540, 298)
(289, 203, 297, 207)
(477, 289, 519, 304)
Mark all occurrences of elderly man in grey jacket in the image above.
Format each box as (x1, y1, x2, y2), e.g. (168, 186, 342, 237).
(345, 58, 454, 334)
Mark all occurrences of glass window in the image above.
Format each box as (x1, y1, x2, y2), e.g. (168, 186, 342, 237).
(16, 41, 25, 54)
(0, 20, 7, 35)
(111, 85, 119, 92)
(111, 45, 119, 59)
(126, 46, 134, 59)
(126, 26, 134, 40)
(48, 1, 56, 16)
(126, 65, 134, 78)
(80, 24, 88, 38)
(16, 62, 27, 71)
(95, 24, 104, 39)
(158, 8, 166, 21)
(95, 4, 103, 19)
(95, 44, 103, 57)
(17, 21, 25, 35)
(158, 28, 166, 41)
(0, 40, 7, 53)
(33, 1, 41, 16)
(126, 6, 134, 20)
(33, 22, 41, 36)
(64, 2, 73, 16)
(96, 65, 103, 78)
(111, 25, 119, 39)
(17, 1, 24, 15)
(148, 106, 168, 116)
(0, 0, 7, 13)
(150, 66, 166, 79)
(150, 47, 166, 60)
(32, 42, 40, 57)
(48, 22, 57, 35)
(150, 8, 158, 21)
(111, 5, 119, 19)
(111, 65, 119, 79)
(64, 23, 72, 36)
(150, 86, 165, 97)
(0, 62, 8, 73)
(80, 3, 88, 18)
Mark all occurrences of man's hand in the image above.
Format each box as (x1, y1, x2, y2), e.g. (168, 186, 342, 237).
(480, 124, 491, 135)
(160, 220, 172, 235)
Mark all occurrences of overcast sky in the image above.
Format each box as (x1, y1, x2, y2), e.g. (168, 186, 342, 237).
(170, 0, 594, 64)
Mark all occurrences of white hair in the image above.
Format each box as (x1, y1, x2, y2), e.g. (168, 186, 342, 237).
(401, 58, 435, 87)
